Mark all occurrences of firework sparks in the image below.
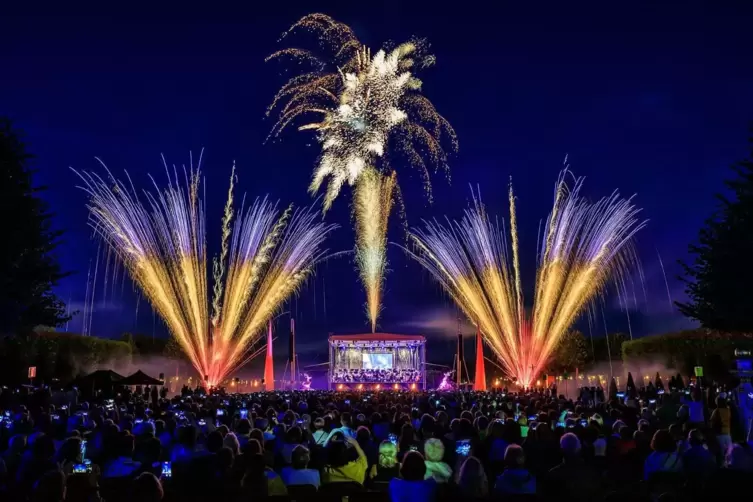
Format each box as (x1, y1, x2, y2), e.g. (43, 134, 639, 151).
(409, 171, 646, 386)
(267, 14, 456, 330)
(268, 15, 456, 208)
(354, 169, 397, 332)
(74, 158, 335, 386)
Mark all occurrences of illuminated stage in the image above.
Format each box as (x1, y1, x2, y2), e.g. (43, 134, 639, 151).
(328, 333, 427, 390)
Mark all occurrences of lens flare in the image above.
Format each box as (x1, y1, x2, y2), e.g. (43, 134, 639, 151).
(74, 157, 335, 386)
(409, 171, 646, 386)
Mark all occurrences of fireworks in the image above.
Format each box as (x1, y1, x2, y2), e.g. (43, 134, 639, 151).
(267, 14, 456, 331)
(267, 14, 456, 208)
(354, 169, 397, 332)
(74, 158, 335, 386)
(409, 171, 646, 386)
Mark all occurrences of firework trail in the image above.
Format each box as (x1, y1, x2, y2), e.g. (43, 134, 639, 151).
(354, 169, 397, 332)
(267, 14, 456, 331)
(73, 158, 336, 386)
(656, 248, 674, 310)
(408, 171, 646, 386)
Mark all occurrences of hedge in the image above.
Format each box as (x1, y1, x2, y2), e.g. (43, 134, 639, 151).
(0, 331, 132, 384)
(621, 329, 753, 380)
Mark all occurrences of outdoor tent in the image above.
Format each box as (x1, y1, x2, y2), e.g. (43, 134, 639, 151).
(118, 370, 163, 386)
(71, 369, 125, 396)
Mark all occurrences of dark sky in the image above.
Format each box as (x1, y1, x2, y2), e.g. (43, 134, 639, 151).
(2, 1, 753, 370)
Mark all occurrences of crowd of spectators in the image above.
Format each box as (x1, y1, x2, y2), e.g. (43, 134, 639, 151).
(0, 380, 751, 502)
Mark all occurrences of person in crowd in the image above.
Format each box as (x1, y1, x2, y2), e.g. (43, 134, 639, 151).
(65, 472, 102, 502)
(370, 440, 400, 483)
(54, 437, 82, 475)
(132, 472, 163, 502)
(241, 452, 287, 497)
(723, 443, 753, 472)
(494, 444, 536, 495)
(3, 435, 27, 477)
(644, 429, 684, 479)
(322, 434, 368, 485)
(423, 438, 452, 483)
(389, 450, 436, 502)
(0, 458, 9, 500)
(545, 432, 601, 501)
(102, 434, 141, 478)
(685, 388, 706, 429)
(16, 434, 58, 492)
(398, 423, 420, 459)
(455, 456, 488, 499)
(682, 429, 716, 476)
(710, 396, 732, 453)
(312, 418, 328, 445)
(223, 432, 240, 457)
(523, 422, 561, 478)
(32, 470, 66, 502)
(280, 445, 320, 488)
(338, 412, 355, 438)
(280, 426, 303, 465)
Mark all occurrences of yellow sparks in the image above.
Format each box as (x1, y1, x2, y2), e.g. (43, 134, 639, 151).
(267, 14, 457, 327)
(74, 158, 336, 386)
(408, 170, 646, 386)
(355, 168, 396, 332)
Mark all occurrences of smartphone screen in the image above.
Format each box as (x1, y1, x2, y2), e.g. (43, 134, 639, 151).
(72, 463, 91, 474)
(161, 461, 172, 478)
(455, 439, 471, 456)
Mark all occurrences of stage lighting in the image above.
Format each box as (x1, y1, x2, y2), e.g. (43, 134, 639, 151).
(357, 384, 364, 390)
(410, 383, 416, 391)
(375, 384, 381, 391)
(337, 384, 344, 391)
(393, 383, 399, 390)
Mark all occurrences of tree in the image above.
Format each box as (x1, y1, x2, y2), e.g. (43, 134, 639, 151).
(549, 330, 589, 373)
(0, 119, 70, 333)
(677, 131, 753, 332)
(164, 336, 185, 360)
(592, 333, 628, 362)
(120, 332, 137, 355)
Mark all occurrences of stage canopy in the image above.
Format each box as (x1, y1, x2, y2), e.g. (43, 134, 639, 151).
(329, 333, 425, 343)
(119, 370, 163, 386)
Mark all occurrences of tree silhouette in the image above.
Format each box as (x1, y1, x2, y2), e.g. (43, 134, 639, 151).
(677, 130, 753, 332)
(549, 330, 589, 373)
(0, 119, 70, 333)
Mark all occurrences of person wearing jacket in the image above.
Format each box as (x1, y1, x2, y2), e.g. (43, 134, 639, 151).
(494, 444, 536, 495)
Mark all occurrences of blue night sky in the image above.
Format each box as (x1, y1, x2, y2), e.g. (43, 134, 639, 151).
(2, 1, 753, 370)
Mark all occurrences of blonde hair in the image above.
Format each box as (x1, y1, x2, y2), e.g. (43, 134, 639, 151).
(424, 438, 445, 462)
(378, 440, 398, 468)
